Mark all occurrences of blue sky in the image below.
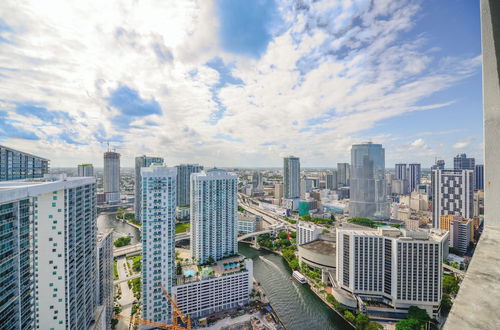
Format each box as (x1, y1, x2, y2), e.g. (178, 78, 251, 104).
(0, 0, 483, 167)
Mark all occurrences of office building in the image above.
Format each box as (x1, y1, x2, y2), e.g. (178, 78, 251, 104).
(0, 175, 97, 329)
(78, 163, 94, 177)
(172, 258, 253, 318)
(431, 169, 474, 228)
(326, 171, 338, 190)
(475, 164, 484, 190)
(454, 153, 475, 170)
(337, 163, 350, 187)
(96, 230, 113, 326)
(274, 183, 283, 199)
(191, 169, 238, 264)
(284, 156, 300, 198)
(395, 163, 407, 182)
(135, 155, 164, 223)
(103, 151, 120, 203)
(408, 163, 421, 193)
(297, 221, 323, 245)
(349, 142, 389, 219)
(141, 165, 177, 324)
(176, 164, 203, 207)
(237, 214, 263, 234)
(336, 228, 449, 318)
(0, 144, 49, 181)
(431, 159, 445, 171)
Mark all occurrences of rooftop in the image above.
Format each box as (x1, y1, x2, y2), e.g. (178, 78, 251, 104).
(300, 240, 336, 256)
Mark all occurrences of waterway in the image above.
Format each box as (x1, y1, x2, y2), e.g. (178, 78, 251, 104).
(239, 243, 351, 330)
(97, 213, 141, 244)
(97, 213, 350, 329)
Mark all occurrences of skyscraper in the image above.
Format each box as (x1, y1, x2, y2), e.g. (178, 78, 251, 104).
(349, 142, 389, 219)
(78, 163, 94, 177)
(408, 163, 421, 193)
(431, 169, 474, 228)
(141, 165, 177, 324)
(103, 151, 120, 203)
(252, 170, 263, 191)
(475, 164, 484, 190)
(395, 163, 408, 194)
(176, 164, 203, 207)
(431, 159, 445, 171)
(96, 230, 113, 326)
(191, 169, 238, 264)
(0, 174, 97, 329)
(326, 170, 338, 190)
(454, 153, 475, 170)
(135, 155, 164, 223)
(284, 156, 300, 199)
(0, 144, 49, 181)
(337, 163, 350, 187)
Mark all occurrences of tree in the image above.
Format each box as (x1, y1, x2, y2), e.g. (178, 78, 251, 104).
(396, 318, 420, 330)
(443, 274, 460, 296)
(407, 306, 430, 325)
(355, 314, 370, 329)
(278, 232, 288, 240)
(344, 311, 355, 323)
(207, 256, 215, 265)
(441, 294, 452, 312)
(110, 318, 119, 329)
(176, 261, 182, 275)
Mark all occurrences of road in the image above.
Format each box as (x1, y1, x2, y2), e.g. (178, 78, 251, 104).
(443, 263, 466, 278)
(116, 257, 135, 330)
(238, 194, 297, 231)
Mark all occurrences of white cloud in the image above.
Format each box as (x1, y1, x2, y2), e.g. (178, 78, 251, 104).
(453, 141, 471, 149)
(0, 0, 481, 167)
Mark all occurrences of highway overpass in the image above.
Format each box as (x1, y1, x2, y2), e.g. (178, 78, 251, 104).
(113, 232, 190, 257)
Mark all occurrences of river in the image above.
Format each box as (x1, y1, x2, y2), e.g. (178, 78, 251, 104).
(238, 243, 351, 330)
(98, 213, 350, 329)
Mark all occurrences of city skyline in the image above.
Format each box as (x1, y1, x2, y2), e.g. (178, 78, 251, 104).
(0, 0, 483, 167)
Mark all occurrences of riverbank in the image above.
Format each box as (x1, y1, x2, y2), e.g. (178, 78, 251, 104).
(246, 244, 355, 329)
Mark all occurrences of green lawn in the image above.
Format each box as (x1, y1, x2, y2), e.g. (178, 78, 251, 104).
(175, 222, 190, 234)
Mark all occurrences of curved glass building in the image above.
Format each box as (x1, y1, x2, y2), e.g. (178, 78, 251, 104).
(349, 142, 389, 220)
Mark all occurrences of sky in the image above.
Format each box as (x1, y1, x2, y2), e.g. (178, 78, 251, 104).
(0, 0, 483, 168)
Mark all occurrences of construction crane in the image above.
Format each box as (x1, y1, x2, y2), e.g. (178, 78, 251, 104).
(115, 286, 191, 330)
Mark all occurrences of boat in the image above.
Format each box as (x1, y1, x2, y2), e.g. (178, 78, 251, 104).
(292, 270, 307, 284)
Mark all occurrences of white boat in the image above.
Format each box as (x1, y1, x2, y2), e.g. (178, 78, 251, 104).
(292, 270, 307, 284)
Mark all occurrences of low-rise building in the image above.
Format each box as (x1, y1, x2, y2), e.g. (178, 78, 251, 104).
(237, 214, 263, 234)
(298, 234, 336, 283)
(172, 257, 253, 318)
(297, 221, 323, 246)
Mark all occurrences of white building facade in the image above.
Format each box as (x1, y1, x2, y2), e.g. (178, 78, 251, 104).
(141, 165, 177, 324)
(96, 230, 114, 326)
(336, 228, 449, 318)
(297, 221, 323, 246)
(190, 169, 238, 264)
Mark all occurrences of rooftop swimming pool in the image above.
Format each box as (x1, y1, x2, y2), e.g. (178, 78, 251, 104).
(223, 262, 238, 269)
(183, 269, 196, 277)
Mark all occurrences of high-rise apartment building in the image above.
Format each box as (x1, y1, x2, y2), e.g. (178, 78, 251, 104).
(431, 169, 474, 228)
(284, 156, 300, 199)
(326, 171, 338, 190)
(475, 164, 484, 190)
(450, 218, 473, 255)
(337, 163, 350, 187)
(191, 169, 238, 264)
(96, 230, 113, 326)
(103, 151, 120, 203)
(395, 163, 408, 194)
(0, 175, 97, 329)
(0, 144, 49, 181)
(297, 221, 323, 246)
(176, 164, 203, 207)
(349, 142, 389, 219)
(135, 155, 164, 223)
(78, 163, 94, 177)
(336, 228, 449, 318)
(454, 153, 475, 170)
(141, 165, 177, 324)
(408, 163, 421, 193)
(252, 170, 263, 190)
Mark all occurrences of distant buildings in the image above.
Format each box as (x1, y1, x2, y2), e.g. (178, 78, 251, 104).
(176, 164, 203, 207)
(408, 163, 421, 193)
(431, 169, 474, 228)
(349, 142, 389, 220)
(78, 163, 94, 177)
(431, 159, 445, 171)
(96, 230, 113, 325)
(475, 164, 484, 190)
(252, 170, 263, 191)
(337, 163, 350, 187)
(393, 163, 421, 194)
(103, 151, 120, 203)
(141, 165, 177, 324)
(0, 175, 98, 329)
(190, 169, 238, 264)
(440, 215, 473, 255)
(336, 228, 449, 318)
(395, 163, 408, 194)
(274, 183, 283, 199)
(284, 156, 300, 199)
(326, 171, 338, 190)
(238, 214, 263, 234)
(297, 221, 323, 246)
(0, 144, 49, 181)
(135, 155, 164, 223)
(454, 153, 475, 170)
